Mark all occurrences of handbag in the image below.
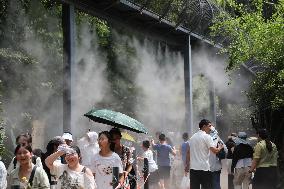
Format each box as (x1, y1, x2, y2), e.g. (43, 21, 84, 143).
(181, 175, 190, 189)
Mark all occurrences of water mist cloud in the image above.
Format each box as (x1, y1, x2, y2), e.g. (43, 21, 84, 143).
(111, 34, 186, 144)
(71, 23, 108, 137)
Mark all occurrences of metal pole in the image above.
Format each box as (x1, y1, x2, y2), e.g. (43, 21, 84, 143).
(112, 167, 119, 189)
(143, 158, 149, 189)
(184, 35, 193, 135)
(62, 3, 75, 133)
(209, 79, 216, 126)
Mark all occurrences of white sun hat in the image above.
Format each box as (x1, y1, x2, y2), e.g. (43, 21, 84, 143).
(62, 132, 73, 141)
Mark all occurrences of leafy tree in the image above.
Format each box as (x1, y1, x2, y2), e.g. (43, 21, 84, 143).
(212, 1, 284, 186)
(211, 0, 284, 110)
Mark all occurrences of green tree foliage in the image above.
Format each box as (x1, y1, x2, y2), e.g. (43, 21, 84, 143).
(0, 0, 63, 131)
(211, 0, 284, 110)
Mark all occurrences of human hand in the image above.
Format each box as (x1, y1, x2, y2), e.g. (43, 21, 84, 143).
(184, 164, 189, 173)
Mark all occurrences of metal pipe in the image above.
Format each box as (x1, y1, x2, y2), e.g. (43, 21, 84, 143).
(184, 35, 193, 135)
(143, 158, 149, 189)
(113, 167, 119, 189)
(62, 3, 75, 133)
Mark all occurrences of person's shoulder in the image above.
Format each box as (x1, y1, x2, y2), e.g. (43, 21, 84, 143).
(166, 144, 172, 148)
(201, 132, 211, 140)
(0, 160, 5, 168)
(35, 165, 47, 175)
(112, 152, 122, 162)
(109, 152, 119, 159)
(255, 140, 265, 147)
(84, 167, 94, 177)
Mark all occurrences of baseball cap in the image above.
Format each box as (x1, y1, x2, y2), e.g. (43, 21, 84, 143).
(62, 132, 73, 141)
(238, 132, 247, 139)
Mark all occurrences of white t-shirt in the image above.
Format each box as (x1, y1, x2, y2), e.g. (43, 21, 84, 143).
(142, 150, 158, 172)
(0, 160, 7, 189)
(90, 152, 123, 189)
(189, 130, 215, 171)
(52, 163, 96, 189)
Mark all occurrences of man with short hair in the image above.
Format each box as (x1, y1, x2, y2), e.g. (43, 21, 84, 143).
(185, 119, 224, 189)
(152, 133, 176, 189)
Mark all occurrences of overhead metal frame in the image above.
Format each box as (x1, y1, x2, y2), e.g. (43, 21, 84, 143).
(59, 0, 259, 132)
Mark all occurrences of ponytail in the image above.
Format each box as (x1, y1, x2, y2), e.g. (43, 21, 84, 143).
(265, 139, 272, 152)
(257, 128, 272, 152)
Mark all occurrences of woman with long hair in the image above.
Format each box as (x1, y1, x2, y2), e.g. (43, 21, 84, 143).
(7, 145, 49, 189)
(90, 131, 124, 189)
(45, 145, 96, 189)
(249, 129, 279, 189)
(42, 136, 65, 188)
(109, 128, 135, 188)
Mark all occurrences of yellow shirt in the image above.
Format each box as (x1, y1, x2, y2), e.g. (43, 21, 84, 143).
(253, 140, 278, 168)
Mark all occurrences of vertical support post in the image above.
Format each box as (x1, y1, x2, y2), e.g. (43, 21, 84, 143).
(209, 80, 216, 126)
(112, 167, 119, 189)
(144, 158, 149, 189)
(62, 3, 75, 132)
(184, 35, 193, 135)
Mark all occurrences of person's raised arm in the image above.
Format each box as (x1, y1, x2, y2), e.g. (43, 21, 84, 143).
(45, 150, 65, 171)
(151, 139, 156, 146)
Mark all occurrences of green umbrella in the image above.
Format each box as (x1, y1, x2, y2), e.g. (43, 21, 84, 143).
(84, 109, 148, 134)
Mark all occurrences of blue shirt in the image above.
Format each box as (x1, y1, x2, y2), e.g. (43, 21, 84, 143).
(153, 143, 173, 166)
(181, 141, 189, 165)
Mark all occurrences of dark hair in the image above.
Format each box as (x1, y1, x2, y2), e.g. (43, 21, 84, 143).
(15, 134, 28, 144)
(257, 129, 272, 152)
(69, 146, 81, 158)
(14, 144, 33, 155)
(199, 119, 211, 129)
(99, 131, 115, 151)
(33, 148, 43, 158)
(46, 137, 65, 155)
(109, 128, 122, 138)
(159, 133, 166, 141)
(26, 133, 32, 144)
(142, 140, 150, 148)
(182, 132, 189, 140)
(64, 146, 82, 163)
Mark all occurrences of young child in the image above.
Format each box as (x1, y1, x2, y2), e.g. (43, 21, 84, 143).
(137, 140, 158, 189)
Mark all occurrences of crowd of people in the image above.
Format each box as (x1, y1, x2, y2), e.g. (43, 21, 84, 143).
(0, 118, 280, 189)
(184, 119, 279, 189)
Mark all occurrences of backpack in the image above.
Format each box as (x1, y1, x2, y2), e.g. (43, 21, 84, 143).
(13, 155, 38, 169)
(216, 141, 226, 160)
(216, 148, 226, 160)
(29, 166, 37, 187)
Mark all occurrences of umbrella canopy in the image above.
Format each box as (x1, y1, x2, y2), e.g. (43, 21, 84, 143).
(84, 109, 148, 134)
(121, 132, 136, 142)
